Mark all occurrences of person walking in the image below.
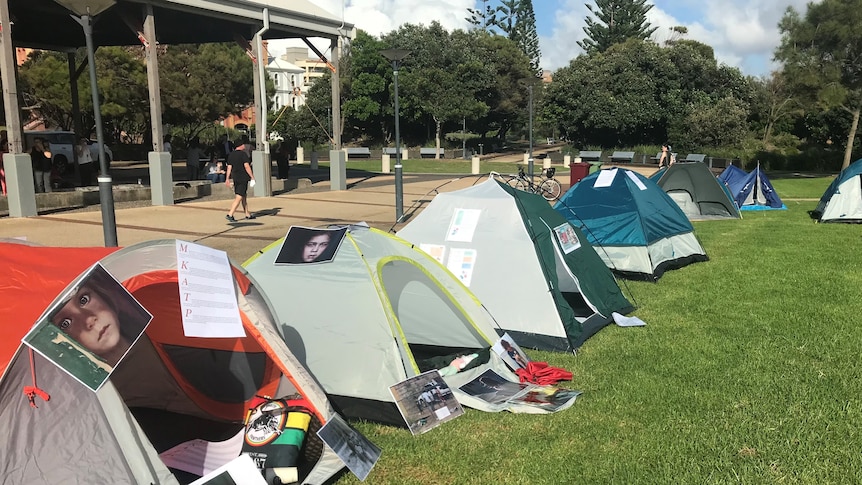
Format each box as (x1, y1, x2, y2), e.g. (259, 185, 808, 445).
(658, 144, 671, 168)
(225, 140, 256, 222)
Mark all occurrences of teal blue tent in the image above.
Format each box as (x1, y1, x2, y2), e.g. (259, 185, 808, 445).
(811, 158, 862, 222)
(556, 168, 708, 281)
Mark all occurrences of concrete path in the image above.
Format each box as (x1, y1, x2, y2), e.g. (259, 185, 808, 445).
(0, 172, 491, 262)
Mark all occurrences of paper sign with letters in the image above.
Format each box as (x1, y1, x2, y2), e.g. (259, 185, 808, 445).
(176, 240, 245, 338)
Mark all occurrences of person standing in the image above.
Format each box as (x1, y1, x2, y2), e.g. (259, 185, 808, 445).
(658, 144, 671, 168)
(30, 138, 53, 193)
(275, 142, 290, 180)
(225, 141, 256, 222)
(186, 137, 204, 181)
(76, 138, 95, 186)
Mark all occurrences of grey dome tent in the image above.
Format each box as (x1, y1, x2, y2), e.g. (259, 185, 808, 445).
(0, 240, 346, 485)
(397, 178, 634, 353)
(650, 162, 741, 220)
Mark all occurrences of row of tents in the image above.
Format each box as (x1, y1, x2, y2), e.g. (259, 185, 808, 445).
(0, 178, 639, 484)
(4, 159, 859, 483)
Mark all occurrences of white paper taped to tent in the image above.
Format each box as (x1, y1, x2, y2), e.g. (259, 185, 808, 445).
(176, 240, 244, 338)
(189, 453, 266, 485)
(594, 168, 618, 187)
(612, 312, 646, 327)
(159, 429, 245, 477)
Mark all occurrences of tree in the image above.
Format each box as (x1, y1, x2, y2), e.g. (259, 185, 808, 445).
(385, 23, 492, 158)
(775, 0, 862, 169)
(466, 0, 499, 30)
(577, 0, 657, 54)
(159, 43, 261, 142)
(18, 51, 75, 130)
(542, 40, 675, 147)
(510, 0, 541, 76)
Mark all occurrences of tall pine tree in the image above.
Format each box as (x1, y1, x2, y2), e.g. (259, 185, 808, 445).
(577, 0, 657, 53)
(511, 0, 541, 76)
(469, 1, 541, 76)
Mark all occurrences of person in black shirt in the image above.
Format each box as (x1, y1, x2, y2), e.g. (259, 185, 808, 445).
(225, 141, 256, 222)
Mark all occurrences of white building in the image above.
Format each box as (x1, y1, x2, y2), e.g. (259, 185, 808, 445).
(267, 57, 305, 111)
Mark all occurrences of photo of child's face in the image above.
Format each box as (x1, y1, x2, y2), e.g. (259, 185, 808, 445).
(51, 285, 123, 358)
(303, 233, 331, 262)
(23, 262, 153, 392)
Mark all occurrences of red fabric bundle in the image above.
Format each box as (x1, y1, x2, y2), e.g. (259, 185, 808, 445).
(515, 361, 573, 385)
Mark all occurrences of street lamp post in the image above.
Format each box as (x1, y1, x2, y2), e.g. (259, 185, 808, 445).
(527, 84, 534, 179)
(380, 48, 410, 222)
(55, 0, 118, 246)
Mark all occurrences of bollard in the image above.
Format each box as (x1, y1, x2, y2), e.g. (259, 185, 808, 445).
(310, 152, 319, 170)
(329, 149, 347, 191)
(523, 152, 529, 165)
(564, 154, 571, 168)
(382, 153, 391, 173)
(471, 155, 480, 174)
(543, 158, 551, 170)
(296, 146, 304, 165)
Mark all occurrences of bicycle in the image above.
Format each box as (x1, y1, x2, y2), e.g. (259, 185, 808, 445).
(506, 166, 562, 201)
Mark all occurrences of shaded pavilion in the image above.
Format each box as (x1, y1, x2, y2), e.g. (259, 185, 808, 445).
(1, 0, 355, 220)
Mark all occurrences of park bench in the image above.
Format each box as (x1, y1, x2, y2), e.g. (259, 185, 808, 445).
(609, 151, 635, 163)
(420, 147, 444, 158)
(680, 153, 706, 163)
(345, 147, 371, 159)
(382, 147, 398, 155)
(577, 150, 602, 162)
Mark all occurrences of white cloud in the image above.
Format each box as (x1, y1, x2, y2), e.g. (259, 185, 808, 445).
(540, 0, 812, 77)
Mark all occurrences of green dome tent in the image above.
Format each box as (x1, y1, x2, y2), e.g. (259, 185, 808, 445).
(398, 178, 634, 353)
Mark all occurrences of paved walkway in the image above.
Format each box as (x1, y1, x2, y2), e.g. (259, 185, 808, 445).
(0, 172, 494, 262)
(0, 153, 663, 262)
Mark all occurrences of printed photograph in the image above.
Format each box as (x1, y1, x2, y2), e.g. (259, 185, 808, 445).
(458, 369, 530, 405)
(491, 333, 531, 371)
(508, 387, 582, 412)
(553, 223, 582, 254)
(22, 263, 152, 392)
(317, 414, 382, 481)
(274, 226, 348, 264)
(389, 370, 464, 436)
(189, 453, 266, 485)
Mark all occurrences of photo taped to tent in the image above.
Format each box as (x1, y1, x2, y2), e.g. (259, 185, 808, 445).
(317, 413, 382, 481)
(445, 208, 481, 242)
(274, 226, 348, 264)
(492, 333, 530, 370)
(553, 223, 581, 254)
(22, 262, 153, 392)
(389, 370, 464, 436)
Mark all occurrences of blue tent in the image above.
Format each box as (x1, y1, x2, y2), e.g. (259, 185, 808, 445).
(555, 168, 708, 281)
(718, 165, 786, 210)
(811, 158, 862, 222)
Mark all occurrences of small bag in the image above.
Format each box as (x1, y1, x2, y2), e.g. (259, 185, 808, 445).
(242, 395, 313, 485)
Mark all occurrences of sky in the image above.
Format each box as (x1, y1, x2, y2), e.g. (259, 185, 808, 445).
(268, 0, 815, 78)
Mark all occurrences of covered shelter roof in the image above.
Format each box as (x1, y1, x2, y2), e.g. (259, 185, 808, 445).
(8, 0, 354, 50)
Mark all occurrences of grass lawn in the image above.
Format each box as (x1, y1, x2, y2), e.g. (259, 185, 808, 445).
(333, 176, 862, 484)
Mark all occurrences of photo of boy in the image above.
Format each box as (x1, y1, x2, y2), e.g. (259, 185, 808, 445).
(22, 263, 153, 392)
(274, 226, 348, 265)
